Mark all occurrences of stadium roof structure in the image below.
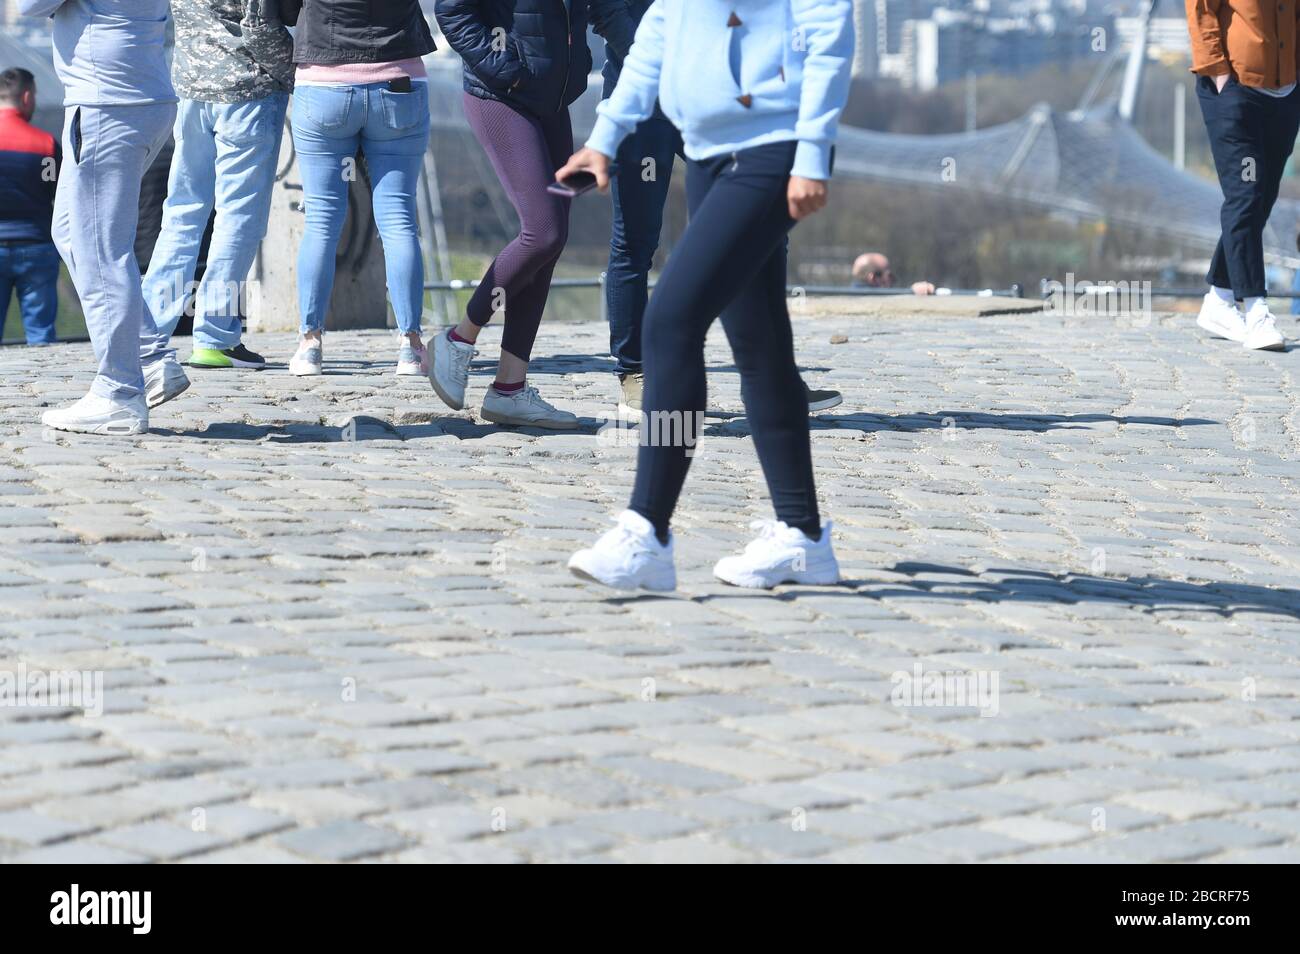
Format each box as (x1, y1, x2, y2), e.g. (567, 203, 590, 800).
(425, 59, 1300, 270)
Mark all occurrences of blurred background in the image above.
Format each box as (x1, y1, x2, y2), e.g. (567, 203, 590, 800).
(4, 0, 1299, 342)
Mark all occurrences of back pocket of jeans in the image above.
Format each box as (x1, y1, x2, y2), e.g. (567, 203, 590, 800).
(380, 83, 428, 132)
(302, 86, 353, 130)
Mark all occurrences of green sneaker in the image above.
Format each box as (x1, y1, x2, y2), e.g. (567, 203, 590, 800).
(187, 344, 266, 369)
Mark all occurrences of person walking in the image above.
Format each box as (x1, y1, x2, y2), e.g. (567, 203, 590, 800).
(593, 1, 841, 419)
(430, 0, 595, 428)
(138, 1, 295, 379)
(0, 67, 60, 346)
(24, 0, 177, 436)
(564, 0, 854, 590)
(280, 0, 436, 378)
(1188, 0, 1300, 351)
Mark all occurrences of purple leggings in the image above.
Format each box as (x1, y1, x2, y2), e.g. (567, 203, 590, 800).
(462, 93, 573, 363)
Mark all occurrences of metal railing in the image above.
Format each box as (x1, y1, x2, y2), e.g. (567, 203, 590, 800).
(425, 276, 1025, 325)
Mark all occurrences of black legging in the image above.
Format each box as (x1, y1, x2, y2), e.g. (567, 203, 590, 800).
(629, 141, 820, 539)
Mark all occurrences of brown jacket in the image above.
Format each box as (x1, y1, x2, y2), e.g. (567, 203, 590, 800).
(1186, 0, 1300, 88)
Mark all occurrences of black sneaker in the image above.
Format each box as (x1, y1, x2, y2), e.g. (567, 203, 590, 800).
(806, 382, 842, 413)
(188, 343, 266, 369)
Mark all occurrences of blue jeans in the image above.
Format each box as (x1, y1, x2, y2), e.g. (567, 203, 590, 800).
(141, 94, 288, 356)
(606, 110, 683, 377)
(0, 241, 60, 344)
(53, 103, 175, 400)
(291, 82, 429, 335)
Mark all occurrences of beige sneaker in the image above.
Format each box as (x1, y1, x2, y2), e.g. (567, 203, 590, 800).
(481, 385, 579, 429)
(618, 372, 643, 421)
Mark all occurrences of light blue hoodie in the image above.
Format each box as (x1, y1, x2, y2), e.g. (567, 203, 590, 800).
(19, 0, 174, 107)
(586, 0, 853, 181)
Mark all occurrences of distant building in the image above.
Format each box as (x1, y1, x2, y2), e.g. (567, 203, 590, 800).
(900, 7, 1107, 91)
(852, 0, 879, 77)
(1114, 15, 1190, 57)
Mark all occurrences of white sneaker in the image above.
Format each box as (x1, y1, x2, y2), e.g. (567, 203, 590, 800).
(1196, 292, 1247, 342)
(42, 392, 147, 436)
(396, 340, 428, 376)
(568, 510, 676, 591)
(1242, 310, 1286, 351)
(713, 519, 841, 589)
(430, 329, 476, 410)
(289, 340, 323, 376)
(481, 385, 579, 429)
(142, 355, 190, 409)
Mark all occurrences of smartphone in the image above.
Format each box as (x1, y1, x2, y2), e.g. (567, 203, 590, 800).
(547, 171, 599, 198)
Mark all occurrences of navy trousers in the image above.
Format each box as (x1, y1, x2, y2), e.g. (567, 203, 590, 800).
(629, 141, 820, 539)
(1197, 75, 1300, 299)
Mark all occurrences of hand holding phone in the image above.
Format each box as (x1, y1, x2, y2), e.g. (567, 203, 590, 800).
(547, 171, 599, 198)
(552, 147, 613, 197)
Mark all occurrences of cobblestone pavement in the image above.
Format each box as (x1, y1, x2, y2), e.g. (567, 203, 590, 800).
(2, 304, 1299, 864)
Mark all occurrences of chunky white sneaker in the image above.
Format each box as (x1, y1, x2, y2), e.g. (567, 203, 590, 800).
(713, 519, 841, 589)
(430, 329, 476, 409)
(481, 385, 579, 429)
(396, 341, 428, 376)
(42, 392, 148, 436)
(1242, 310, 1286, 351)
(568, 510, 676, 591)
(289, 340, 323, 376)
(1196, 292, 1247, 342)
(142, 355, 190, 409)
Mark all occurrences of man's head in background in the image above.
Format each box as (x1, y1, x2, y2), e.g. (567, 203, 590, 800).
(0, 68, 37, 122)
(852, 252, 892, 288)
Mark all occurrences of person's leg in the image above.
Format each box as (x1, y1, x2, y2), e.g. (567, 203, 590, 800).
(14, 242, 61, 345)
(629, 143, 801, 539)
(0, 250, 15, 341)
(360, 82, 429, 339)
(605, 112, 678, 378)
(459, 94, 571, 370)
(1253, 93, 1300, 250)
(292, 85, 362, 340)
(189, 93, 289, 355)
(140, 99, 217, 362)
(491, 106, 574, 375)
(59, 104, 176, 401)
(1196, 76, 1270, 299)
(717, 241, 820, 537)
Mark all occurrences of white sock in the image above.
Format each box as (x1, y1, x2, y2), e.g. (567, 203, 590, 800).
(1244, 297, 1269, 322)
(1210, 286, 1235, 304)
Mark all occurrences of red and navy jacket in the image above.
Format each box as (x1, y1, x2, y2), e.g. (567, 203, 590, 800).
(0, 108, 60, 243)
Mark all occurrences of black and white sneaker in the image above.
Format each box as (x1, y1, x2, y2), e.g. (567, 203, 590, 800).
(806, 383, 843, 413)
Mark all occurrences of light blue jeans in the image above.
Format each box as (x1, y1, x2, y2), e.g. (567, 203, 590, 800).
(141, 93, 288, 355)
(52, 102, 175, 400)
(290, 81, 429, 335)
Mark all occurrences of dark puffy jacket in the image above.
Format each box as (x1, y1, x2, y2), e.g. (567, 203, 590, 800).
(435, 0, 592, 116)
(591, 0, 648, 91)
(281, 0, 436, 65)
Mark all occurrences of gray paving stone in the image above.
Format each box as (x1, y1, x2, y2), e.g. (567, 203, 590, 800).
(2, 315, 1299, 863)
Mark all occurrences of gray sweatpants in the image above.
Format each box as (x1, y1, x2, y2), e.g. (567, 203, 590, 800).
(52, 103, 175, 400)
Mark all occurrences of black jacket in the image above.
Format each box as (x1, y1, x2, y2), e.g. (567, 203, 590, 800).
(435, 0, 594, 116)
(281, 0, 436, 65)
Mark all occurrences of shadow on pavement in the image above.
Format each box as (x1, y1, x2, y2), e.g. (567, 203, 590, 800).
(707, 562, 1299, 619)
